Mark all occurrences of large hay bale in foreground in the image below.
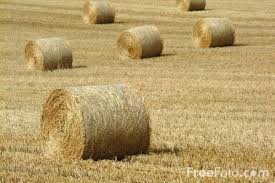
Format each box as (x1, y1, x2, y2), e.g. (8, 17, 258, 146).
(41, 84, 151, 160)
(177, 0, 206, 12)
(117, 26, 163, 59)
(24, 38, 73, 71)
(82, 0, 115, 24)
(192, 18, 235, 48)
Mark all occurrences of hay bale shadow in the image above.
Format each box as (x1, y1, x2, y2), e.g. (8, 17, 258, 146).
(161, 53, 177, 57)
(114, 21, 128, 24)
(73, 65, 87, 69)
(150, 147, 180, 155)
(234, 43, 248, 47)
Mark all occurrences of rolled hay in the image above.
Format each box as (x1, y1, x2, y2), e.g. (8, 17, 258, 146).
(176, 0, 206, 12)
(82, 0, 115, 24)
(192, 18, 235, 48)
(24, 38, 73, 71)
(41, 84, 151, 160)
(117, 26, 163, 59)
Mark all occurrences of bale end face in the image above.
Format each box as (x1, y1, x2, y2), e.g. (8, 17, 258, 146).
(192, 20, 212, 48)
(24, 41, 44, 70)
(117, 32, 142, 59)
(41, 89, 85, 160)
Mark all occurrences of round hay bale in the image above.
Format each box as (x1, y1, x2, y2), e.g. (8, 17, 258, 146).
(192, 18, 235, 48)
(176, 0, 206, 12)
(117, 26, 163, 59)
(82, 0, 115, 24)
(41, 84, 151, 160)
(24, 37, 73, 71)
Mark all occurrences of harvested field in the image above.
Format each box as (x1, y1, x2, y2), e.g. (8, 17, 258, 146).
(0, 0, 275, 182)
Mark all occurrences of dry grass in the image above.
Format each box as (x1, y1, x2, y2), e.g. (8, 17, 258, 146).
(0, 0, 275, 182)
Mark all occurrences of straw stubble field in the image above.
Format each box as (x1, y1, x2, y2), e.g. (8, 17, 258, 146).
(0, 0, 275, 182)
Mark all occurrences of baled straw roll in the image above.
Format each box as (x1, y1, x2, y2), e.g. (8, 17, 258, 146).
(82, 0, 115, 24)
(24, 38, 73, 71)
(41, 84, 151, 160)
(193, 18, 235, 48)
(176, 0, 206, 12)
(117, 26, 163, 59)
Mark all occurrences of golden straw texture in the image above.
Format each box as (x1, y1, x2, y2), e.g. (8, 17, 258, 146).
(193, 18, 235, 48)
(24, 37, 73, 71)
(41, 84, 151, 160)
(117, 26, 163, 59)
(82, 0, 115, 24)
(176, 0, 206, 12)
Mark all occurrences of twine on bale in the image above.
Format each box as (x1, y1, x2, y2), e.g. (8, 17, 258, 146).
(24, 37, 73, 71)
(192, 18, 235, 48)
(82, 0, 115, 24)
(117, 26, 163, 59)
(41, 84, 151, 160)
(176, 0, 206, 12)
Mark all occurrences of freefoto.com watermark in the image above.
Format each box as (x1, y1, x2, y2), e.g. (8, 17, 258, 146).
(186, 167, 270, 179)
